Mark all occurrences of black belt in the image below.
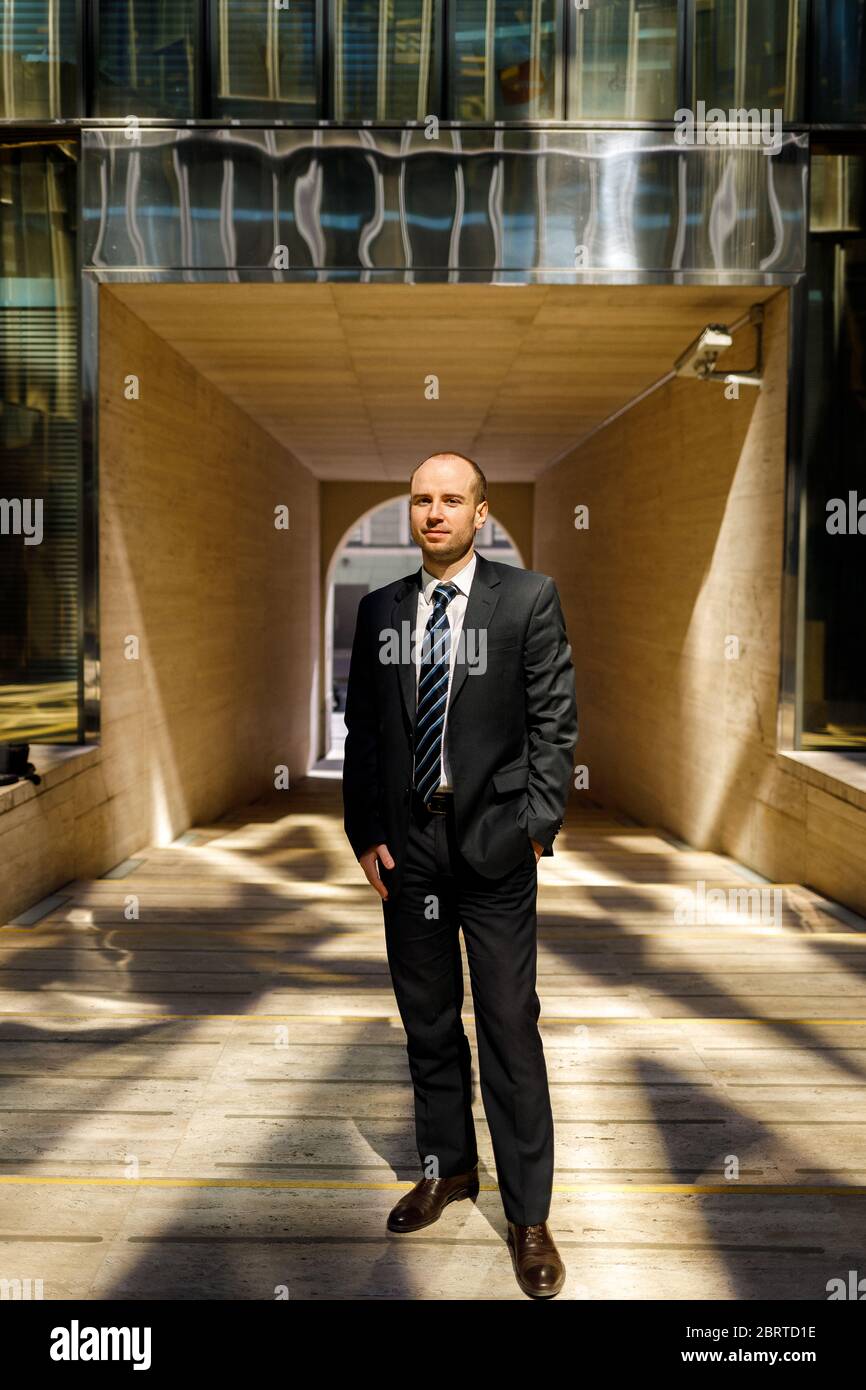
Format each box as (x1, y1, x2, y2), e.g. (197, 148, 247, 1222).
(412, 789, 454, 816)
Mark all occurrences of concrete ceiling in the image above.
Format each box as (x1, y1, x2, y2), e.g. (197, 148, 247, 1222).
(106, 283, 781, 481)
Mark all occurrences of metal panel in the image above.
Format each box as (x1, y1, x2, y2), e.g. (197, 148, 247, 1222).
(81, 124, 808, 281)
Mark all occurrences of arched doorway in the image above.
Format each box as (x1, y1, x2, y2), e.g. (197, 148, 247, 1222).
(321, 497, 525, 765)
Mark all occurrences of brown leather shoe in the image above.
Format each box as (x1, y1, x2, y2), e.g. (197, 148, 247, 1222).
(507, 1221, 566, 1297)
(387, 1166, 480, 1233)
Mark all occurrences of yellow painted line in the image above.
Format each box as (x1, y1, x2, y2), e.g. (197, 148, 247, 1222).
(0, 1175, 863, 1197)
(4, 931, 863, 944)
(2, 1012, 866, 1026)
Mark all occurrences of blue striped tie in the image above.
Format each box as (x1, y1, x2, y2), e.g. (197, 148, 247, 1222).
(413, 582, 459, 805)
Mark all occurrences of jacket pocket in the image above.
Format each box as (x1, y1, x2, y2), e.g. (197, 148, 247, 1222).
(492, 758, 530, 794)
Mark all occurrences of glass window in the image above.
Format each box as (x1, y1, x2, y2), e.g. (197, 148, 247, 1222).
(450, 0, 562, 120)
(213, 0, 319, 118)
(0, 138, 81, 744)
(0, 0, 79, 118)
(811, 0, 866, 123)
(94, 0, 199, 117)
(796, 151, 866, 748)
(568, 0, 678, 120)
(333, 0, 439, 121)
(693, 0, 803, 119)
(368, 500, 404, 544)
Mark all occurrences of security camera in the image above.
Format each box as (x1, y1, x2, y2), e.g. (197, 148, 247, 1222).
(674, 307, 764, 388)
(674, 325, 734, 379)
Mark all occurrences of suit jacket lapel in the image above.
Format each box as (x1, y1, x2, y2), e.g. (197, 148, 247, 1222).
(391, 568, 422, 728)
(446, 552, 500, 713)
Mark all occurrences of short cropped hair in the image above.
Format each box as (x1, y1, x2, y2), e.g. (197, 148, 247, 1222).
(409, 451, 488, 507)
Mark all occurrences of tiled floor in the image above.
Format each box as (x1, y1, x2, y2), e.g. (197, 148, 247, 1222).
(2, 776, 865, 1300)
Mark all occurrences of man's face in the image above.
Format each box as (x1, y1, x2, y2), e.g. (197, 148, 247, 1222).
(409, 457, 488, 566)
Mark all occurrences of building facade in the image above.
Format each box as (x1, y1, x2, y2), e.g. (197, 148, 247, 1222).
(1, 2, 865, 919)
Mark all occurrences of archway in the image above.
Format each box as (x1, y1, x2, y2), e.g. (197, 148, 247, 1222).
(319, 496, 525, 765)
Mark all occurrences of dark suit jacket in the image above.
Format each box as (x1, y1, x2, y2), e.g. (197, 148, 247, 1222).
(341, 551, 578, 898)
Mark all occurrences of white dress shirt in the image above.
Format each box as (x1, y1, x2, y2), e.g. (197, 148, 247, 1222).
(413, 550, 476, 793)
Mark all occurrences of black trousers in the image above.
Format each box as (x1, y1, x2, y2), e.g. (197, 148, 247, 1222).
(381, 796, 554, 1225)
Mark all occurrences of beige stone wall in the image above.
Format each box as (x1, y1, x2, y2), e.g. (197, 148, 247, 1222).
(534, 289, 866, 915)
(0, 287, 319, 924)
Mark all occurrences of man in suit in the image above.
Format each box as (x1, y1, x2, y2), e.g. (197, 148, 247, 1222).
(342, 451, 578, 1298)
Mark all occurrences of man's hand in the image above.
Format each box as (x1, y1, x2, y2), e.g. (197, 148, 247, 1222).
(531, 838, 544, 862)
(358, 843, 395, 900)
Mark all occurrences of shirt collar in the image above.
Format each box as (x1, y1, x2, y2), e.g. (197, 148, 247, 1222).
(420, 550, 477, 603)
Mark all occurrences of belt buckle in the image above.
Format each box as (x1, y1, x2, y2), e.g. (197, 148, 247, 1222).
(425, 792, 450, 815)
